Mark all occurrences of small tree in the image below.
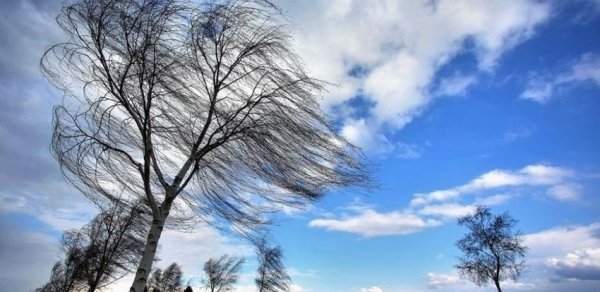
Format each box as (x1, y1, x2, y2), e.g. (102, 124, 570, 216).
(456, 206, 527, 292)
(36, 259, 86, 292)
(255, 239, 290, 292)
(148, 263, 183, 292)
(37, 203, 147, 292)
(202, 255, 245, 292)
(77, 203, 147, 291)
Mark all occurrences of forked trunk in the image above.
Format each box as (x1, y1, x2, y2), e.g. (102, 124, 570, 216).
(130, 217, 165, 292)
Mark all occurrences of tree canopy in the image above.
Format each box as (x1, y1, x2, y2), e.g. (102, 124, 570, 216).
(202, 255, 245, 292)
(456, 206, 527, 292)
(255, 239, 290, 292)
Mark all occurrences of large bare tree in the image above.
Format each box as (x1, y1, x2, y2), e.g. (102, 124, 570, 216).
(41, 0, 369, 291)
(456, 206, 527, 292)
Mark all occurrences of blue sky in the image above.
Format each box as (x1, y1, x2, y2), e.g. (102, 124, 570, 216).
(1, 0, 600, 291)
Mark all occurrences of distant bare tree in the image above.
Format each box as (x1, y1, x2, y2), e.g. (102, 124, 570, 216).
(37, 232, 88, 292)
(37, 203, 146, 292)
(77, 203, 147, 291)
(255, 239, 290, 292)
(36, 258, 86, 292)
(202, 255, 245, 292)
(42, 0, 369, 290)
(456, 206, 527, 292)
(148, 263, 183, 292)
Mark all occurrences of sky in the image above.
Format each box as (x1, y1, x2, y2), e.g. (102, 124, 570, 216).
(1, 0, 600, 291)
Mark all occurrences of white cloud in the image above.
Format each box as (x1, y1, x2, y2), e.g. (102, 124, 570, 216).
(281, 0, 551, 153)
(418, 203, 476, 218)
(434, 74, 477, 97)
(546, 248, 600, 280)
(426, 272, 463, 289)
(340, 118, 423, 158)
(359, 286, 384, 292)
(341, 118, 380, 151)
(309, 209, 441, 237)
(411, 164, 574, 206)
(516, 222, 600, 289)
(546, 183, 582, 201)
(526, 223, 600, 261)
(474, 193, 512, 206)
(290, 283, 306, 292)
(521, 53, 600, 103)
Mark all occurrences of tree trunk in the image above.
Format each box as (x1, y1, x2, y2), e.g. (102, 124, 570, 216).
(494, 279, 502, 292)
(88, 263, 105, 292)
(130, 216, 165, 292)
(88, 282, 98, 292)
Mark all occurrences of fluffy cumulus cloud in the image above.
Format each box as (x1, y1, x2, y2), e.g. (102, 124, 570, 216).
(309, 164, 582, 237)
(279, 0, 550, 153)
(546, 248, 600, 280)
(520, 222, 600, 288)
(521, 53, 600, 103)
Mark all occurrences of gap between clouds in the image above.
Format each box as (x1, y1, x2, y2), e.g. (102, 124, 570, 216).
(309, 164, 582, 237)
